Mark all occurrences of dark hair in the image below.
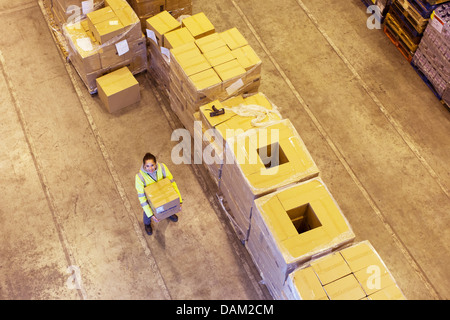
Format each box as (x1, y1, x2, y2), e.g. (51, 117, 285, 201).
(143, 153, 157, 165)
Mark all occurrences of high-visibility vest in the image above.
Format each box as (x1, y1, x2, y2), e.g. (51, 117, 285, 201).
(135, 163, 182, 218)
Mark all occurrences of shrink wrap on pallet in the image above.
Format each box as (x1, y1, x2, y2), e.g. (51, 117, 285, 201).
(63, 0, 147, 93)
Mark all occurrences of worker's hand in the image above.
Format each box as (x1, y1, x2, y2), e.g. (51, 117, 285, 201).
(151, 215, 160, 223)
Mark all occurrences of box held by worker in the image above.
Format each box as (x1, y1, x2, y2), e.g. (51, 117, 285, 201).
(144, 178, 181, 220)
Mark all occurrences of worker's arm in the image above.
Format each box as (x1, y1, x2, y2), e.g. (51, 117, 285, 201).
(135, 174, 154, 218)
(162, 164, 183, 204)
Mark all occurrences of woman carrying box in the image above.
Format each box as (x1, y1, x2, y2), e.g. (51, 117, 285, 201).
(135, 152, 182, 235)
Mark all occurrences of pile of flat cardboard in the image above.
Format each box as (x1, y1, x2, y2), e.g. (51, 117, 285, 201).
(128, 0, 192, 33)
(283, 241, 406, 300)
(63, 0, 147, 93)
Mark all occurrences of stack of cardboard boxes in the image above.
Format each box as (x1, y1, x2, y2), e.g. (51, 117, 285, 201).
(411, 3, 450, 105)
(96, 66, 141, 113)
(194, 91, 405, 299)
(168, 12, 262, 131)
(195, 92, 282, 187)
(127, 0, 192, 33)
(283, 241, 406, 300)
(63, 0, 147, 93)
(145, 10, 184, 96)
(248, 178, 355, 299)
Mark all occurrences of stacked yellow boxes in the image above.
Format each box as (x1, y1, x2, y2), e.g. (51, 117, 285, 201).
(169, 12, 262, 131)
(63, 0, 147, 93)
(145, 10, 185, 97)
(196, 92, 281, 187)
(283, 241, 406, 300)
(128, 0, 192, 32)
(248, 178, 355, 299)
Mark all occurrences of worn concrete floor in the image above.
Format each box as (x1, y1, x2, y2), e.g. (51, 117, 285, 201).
(0, 0, 448, 300)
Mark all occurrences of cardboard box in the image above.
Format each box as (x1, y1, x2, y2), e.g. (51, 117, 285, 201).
(246, 177, 354, 297)
(368, 284, 406, 300)
(181, 12, 215, 39)
(310, 251, 352, 286)
(63, 22, 102, 74)
(287, 267, 329, 300)
(164, 27, 195, 49)
(231, 45, 261, 71)
(339, 241, 400, 296)
(203, 45, 235, 67)
(145, 10, 181, 47)
(105, 0, 129, 10)
(87, 6, 117, 39)
(220, 27, 248, 50)
(170, 42, 211, 77)
(282, 240, 405, 300)
(130, 0, 165, 17)
(96, 66, 140, 113)
(195, 32, 227, 53)
(144, 178, 181, 220)
(223, 119, 319, 201)
(114, 6, 142, 41)
(92, 17, 125, 44)
(323, 274, 366, 300)
(213, 59, 246, 83)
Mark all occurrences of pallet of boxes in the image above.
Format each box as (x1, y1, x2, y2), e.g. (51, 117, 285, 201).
(62, 0, 147, 112)
(143, 11, 262, 135)
(194, 91, 406, 299)
(411, 2, 450, 107)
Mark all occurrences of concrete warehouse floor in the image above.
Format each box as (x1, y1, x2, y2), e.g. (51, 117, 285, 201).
(0, 0, 449, 300)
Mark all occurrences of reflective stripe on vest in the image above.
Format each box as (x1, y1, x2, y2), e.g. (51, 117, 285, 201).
(138, 163, 167, 187)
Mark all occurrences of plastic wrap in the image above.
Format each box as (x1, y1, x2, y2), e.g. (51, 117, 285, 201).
(412, 3, 450, 102)
(62, 0, 147, 93)
(48, 0, 105, 28)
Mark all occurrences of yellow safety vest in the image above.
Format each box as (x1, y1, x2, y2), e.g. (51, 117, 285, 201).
(135, 163, 182, 218)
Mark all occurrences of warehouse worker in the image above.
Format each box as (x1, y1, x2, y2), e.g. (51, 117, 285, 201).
(135, 153, 182, 235)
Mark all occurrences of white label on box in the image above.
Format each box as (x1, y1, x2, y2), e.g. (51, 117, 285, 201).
(430, 14, 444, 33)
(115, 39, 129, 56)
(161, 47, 170, 62)
(109, 20, 119, 26)
(226, 78, 244, 95)
(76, 37, 93, 52)
(146, 29, 158, 45)
(81, 0, 94, 15)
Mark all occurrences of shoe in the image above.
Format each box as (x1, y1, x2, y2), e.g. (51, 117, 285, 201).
(144, 223, 153, 235)
(168, 214, 178, 222)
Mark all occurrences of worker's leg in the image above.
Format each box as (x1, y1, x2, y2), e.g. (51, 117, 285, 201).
(143, 211, 153, 235)
(168, 214, 178, 222)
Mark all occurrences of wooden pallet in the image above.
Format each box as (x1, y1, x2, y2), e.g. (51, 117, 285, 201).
(406, 0, 439, 18)
(38, 0, 69, 59)
(393, 0, 430, 34)
(384, 23, 414, 62)
(385, 12, 420, 53)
